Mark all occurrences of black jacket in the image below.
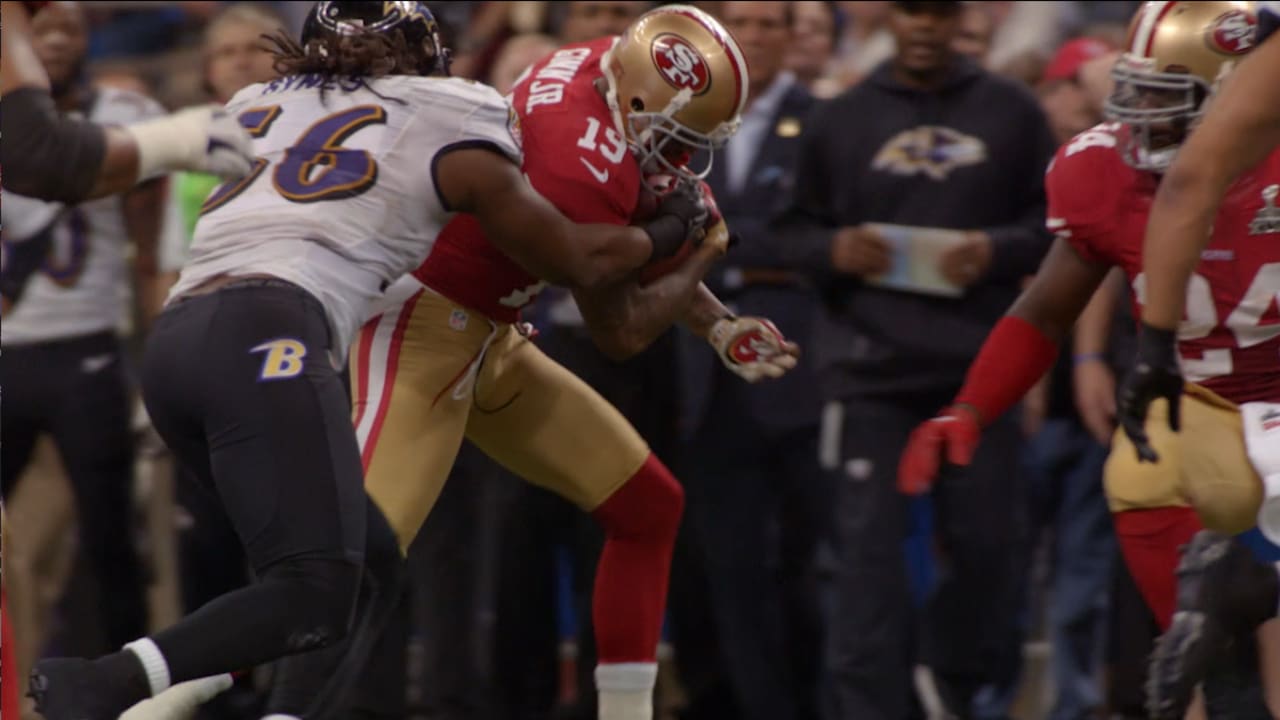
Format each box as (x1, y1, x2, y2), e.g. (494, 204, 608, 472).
(679, 81, 822, 437)
(774, 57, 1056, 403)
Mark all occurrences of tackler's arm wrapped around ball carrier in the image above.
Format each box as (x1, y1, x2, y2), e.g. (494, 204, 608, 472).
(574, 173, 800, 382)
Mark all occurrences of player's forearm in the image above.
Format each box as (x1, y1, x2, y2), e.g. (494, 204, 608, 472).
(577, 246, 720, 360)
(1072, 268, 1122, 357)
(560, 224, 657, 291)
(680, 282, 731, 340)
(1143, 35, 1280, 330)
(1140, 167, 1224, 331)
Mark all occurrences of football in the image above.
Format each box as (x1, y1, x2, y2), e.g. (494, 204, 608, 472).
(633, 174, 727, 285)
(633, 173, 690, 285)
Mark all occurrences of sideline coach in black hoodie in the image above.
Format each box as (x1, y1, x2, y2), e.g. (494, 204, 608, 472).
(775, 2, 1056, 718)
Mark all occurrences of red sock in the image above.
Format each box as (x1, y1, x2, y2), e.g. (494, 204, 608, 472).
(3, 586, 18, 720)
(590, 453, 684, 663)
(1113, 507, 1203, 630)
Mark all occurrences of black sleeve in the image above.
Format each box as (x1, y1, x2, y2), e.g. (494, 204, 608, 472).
(983, 97, 1057, 282)
(769, 102, 838, 276)
(1, 86, 107, 203)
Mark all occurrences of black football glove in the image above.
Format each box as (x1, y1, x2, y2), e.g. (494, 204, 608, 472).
(641, 179, 709, 260)
(1117, 322, 1184, 463)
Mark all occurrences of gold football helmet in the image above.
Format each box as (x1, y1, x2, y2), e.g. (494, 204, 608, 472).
(1105, 1, 1258, 171)
(601, 4, 749, 180)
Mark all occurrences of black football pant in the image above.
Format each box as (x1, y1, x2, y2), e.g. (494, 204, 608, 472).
(141, 279, 400, 715)
(1, 330, 147, 654)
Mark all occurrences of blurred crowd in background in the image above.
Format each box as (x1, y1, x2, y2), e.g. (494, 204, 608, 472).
(4, 2, 1183, 719)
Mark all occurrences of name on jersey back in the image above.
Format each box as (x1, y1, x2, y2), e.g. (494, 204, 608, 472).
(523, 47, 593, 114)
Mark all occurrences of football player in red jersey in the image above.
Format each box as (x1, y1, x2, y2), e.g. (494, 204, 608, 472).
(1115, 1, 1280, 714)
(349, 6, 797, 720)
(895, 2, 1279, 717)
(0, 1, 252, 202)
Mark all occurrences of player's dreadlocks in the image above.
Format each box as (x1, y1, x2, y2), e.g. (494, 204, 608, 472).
(264, 27, 434, 83)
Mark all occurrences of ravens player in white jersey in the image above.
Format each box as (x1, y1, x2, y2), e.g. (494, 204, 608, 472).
(27, 3, 709, 719)
(1, 0, 164, 667)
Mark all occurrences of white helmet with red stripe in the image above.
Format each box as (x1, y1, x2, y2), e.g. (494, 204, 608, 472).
(600, 4, 749, 181)
(1105, 1, 1258, 171)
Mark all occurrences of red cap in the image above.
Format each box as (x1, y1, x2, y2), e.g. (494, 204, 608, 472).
(1042, 37, 1113, 83)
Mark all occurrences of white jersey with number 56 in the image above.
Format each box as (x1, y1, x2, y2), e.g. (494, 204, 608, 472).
(172, 73, 522, 359)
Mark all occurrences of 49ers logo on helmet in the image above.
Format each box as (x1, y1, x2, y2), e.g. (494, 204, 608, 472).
(1206, 9, 1256, 55)
(651, 34, 711, 95)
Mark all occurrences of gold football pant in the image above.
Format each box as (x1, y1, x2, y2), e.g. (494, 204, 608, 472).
(1105, 384, 1262, 534)
(350, 286, 652, 551)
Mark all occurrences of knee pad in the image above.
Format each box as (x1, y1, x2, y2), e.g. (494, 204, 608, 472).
(593, 453, 685, 541)
(261, 556, 362, 652)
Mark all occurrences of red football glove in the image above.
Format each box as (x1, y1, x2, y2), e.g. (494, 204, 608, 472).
(897, 405, 981, 495)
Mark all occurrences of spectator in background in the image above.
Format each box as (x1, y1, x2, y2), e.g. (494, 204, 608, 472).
(1037, 37, 1113, 144)
(488, 32, 558, 94)
(828, 1, 894, 87)
(668, 5, 827, 720)
(786, 1, 841, 98)
(984, 1, 1083, 79)
(952, 2, 995, 64)
(775, 1, 1055, 717)
(551, 1, 651, 44)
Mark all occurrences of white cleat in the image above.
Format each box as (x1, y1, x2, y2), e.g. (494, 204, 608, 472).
(118, 673, 234, 720)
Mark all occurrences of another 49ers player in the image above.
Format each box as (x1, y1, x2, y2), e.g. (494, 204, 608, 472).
(1116, 0, 1280, 714)
(895, 2, 1278, 717)
(351, 6, 796, 720)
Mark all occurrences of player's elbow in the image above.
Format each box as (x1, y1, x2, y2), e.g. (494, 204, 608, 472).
(561, 259, 622, 293)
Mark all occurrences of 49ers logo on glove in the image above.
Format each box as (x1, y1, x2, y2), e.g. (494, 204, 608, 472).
(709, 316, 797, 383)
(727, 321, 783, 364)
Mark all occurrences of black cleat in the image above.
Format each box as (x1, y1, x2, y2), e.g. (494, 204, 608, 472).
(1146, 531, 1280, 720)
(29, 657, 142, 720)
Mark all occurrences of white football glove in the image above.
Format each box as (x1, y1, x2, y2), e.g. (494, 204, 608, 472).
(123, 105, 254, 182)
(118, 673, 234, 720)
(708, 315, 799, 383)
